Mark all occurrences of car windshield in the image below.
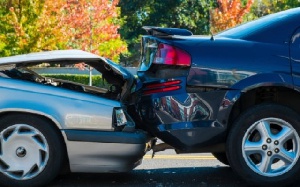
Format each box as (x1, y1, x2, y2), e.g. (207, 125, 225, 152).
(216, 8, 297, 39)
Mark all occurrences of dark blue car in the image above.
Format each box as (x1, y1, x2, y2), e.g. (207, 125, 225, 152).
(133, 7, 300, 186)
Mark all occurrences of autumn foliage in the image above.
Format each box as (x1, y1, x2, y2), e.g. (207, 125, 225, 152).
(210, 0, 254, 33)
(0, 0, 63, 55)
(61, 0, 127, 61)
(0, 0, 127, 62)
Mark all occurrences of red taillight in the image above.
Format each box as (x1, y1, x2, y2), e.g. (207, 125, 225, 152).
(153, 44, 191, 66)
(143, 80, 181, 95)
(145, 80, 181, 89)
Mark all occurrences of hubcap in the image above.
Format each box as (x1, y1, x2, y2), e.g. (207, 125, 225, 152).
(242, 118, 300, 177)
(16, 147, 26, 157)
(0, 124, 49, 180)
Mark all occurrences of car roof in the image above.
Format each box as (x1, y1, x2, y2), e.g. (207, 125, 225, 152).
(0, 50, 102, 65)
(216, 7, 300, 41)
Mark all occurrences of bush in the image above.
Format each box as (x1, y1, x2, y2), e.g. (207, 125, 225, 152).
(42, 74, 109, 88)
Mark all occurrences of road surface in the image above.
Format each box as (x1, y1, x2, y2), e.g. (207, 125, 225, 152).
(48, 149, 249, 187)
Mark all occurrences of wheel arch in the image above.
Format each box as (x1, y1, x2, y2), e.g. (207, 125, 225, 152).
(0, 111, 70, 173)
(227, 85, 300, 132)
(0, 109, 63, 129)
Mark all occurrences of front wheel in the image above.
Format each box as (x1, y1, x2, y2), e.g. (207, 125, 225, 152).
(227, 104, 300, 187)
(0, 114, 65, 187)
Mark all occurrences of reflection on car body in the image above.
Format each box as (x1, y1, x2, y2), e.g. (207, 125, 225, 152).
(159, 94, 212, 122)
(187, 67, 255, 87)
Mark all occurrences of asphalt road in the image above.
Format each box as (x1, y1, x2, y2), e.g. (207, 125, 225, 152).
(48, 149, 249, 187)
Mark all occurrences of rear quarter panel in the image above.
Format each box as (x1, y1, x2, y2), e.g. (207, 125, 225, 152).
(177, 38, 292, 88)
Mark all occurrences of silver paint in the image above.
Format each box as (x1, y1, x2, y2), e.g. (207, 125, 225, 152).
(66, 140, 146, 173)
(0, 77, 119, 130)
(0, 50, 147, 174)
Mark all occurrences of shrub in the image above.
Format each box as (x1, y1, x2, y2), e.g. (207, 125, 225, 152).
(42, 74, 109, 88)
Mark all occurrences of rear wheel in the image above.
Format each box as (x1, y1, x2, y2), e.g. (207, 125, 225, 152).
(212, 152, 229, 165)
(227, 104, 300, 186)
(0, 114, 64, 187)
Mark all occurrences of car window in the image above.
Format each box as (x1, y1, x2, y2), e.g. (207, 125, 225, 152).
(26, 62, 105, 86)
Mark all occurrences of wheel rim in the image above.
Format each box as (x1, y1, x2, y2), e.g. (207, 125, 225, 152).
(242, 117, 300, 177)
(0, 124, 49, 180)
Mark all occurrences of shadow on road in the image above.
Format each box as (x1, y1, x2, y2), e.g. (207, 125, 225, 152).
(48, 166, 249, 187)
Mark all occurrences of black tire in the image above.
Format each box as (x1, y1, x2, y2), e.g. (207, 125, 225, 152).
(212, 152, 229, 165)
(0, 114, 65, 187)
(227, 104, 300, 187)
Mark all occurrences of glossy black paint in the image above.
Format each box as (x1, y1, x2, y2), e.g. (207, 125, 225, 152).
(143, 26, 193, 36)
(138, 89, 228, 152)
(135, 8, 300, 152)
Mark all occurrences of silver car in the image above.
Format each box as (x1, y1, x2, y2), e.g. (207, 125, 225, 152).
(0, 50, 152, 187)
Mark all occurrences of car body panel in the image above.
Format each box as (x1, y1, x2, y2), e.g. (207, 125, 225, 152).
(291, 27, 300, 90)
(139, 90, 227, 152)
(185, 38, 291, 88)
(135, 8, 300, 152)
(0, 76, 118, 130)
(62, 129, 149, 172)
(66, 141, 145, 173)
(0, 49, 100, 64)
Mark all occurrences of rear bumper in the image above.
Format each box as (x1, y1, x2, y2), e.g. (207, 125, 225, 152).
(156, 121, 226, 152)
(63, 129, 152, 173)
(137, 90, 230, 152)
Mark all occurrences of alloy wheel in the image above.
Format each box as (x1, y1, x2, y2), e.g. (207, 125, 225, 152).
(242, 117, 300, 177)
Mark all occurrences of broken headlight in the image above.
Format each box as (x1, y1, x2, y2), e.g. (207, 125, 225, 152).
(113, 108, 135, 131)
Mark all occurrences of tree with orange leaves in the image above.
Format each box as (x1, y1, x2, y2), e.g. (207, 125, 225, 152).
(0, 0, 127, 62)
(210, 0, 254, 33)
(0, 0, 66, 56)
(61, 0, 127, 62)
